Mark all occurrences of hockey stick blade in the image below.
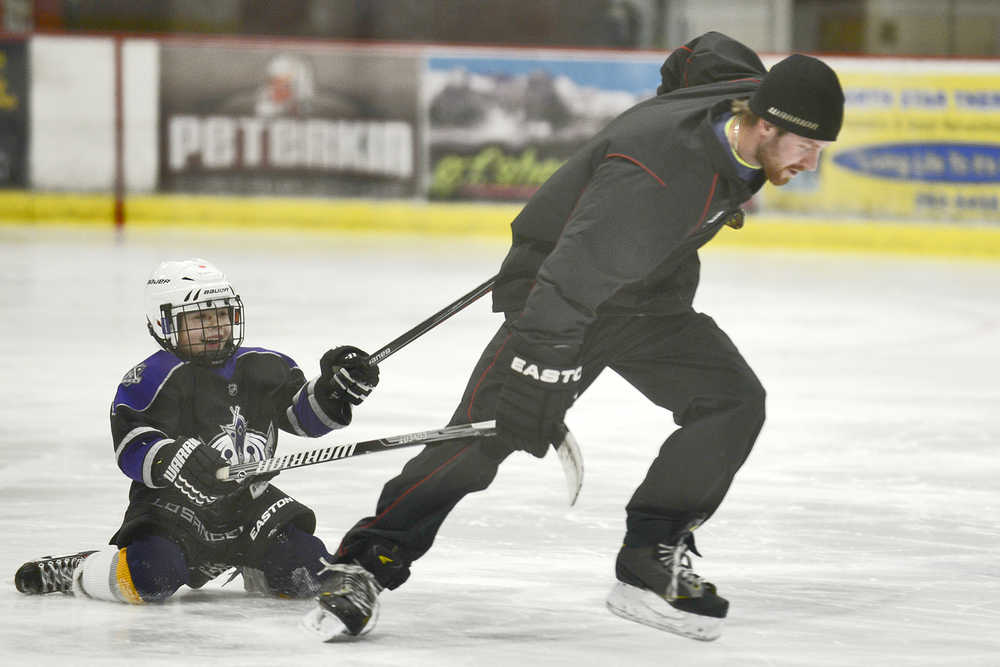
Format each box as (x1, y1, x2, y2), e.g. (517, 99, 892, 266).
(216, 421, 496, 482)
(554, 424, 583, 506)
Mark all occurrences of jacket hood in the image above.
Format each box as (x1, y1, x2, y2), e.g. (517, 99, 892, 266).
(658, 31, 766, 95)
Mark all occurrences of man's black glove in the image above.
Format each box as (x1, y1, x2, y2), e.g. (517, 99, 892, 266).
(149, 437, 235, 506)
(495, 336, 581, 457)
(318, 346, 380, 407)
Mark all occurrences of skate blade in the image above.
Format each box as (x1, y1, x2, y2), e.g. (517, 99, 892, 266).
(606, 582, 724, 642)
(299, 602, 379, 642)
(300, 606, 354, 642)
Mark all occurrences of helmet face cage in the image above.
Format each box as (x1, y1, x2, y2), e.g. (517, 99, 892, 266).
(144, 259, 246, 366)
(157, 296, 244, 366)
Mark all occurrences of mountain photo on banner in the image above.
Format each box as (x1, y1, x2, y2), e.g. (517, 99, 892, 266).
(426, 54, 659, 201)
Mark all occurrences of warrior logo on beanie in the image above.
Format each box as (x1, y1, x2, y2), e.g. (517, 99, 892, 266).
(749, 54, 844, 141)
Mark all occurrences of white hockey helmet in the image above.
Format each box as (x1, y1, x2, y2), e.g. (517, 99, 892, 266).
(144, 259, 244, 365)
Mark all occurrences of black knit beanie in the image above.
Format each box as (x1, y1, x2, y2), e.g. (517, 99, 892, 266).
(749, 54, 844, 141)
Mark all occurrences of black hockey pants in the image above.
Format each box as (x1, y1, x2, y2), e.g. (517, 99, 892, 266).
(338, 310, 765, 587)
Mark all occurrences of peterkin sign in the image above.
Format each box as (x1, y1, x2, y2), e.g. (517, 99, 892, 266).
(159, 43, 421, 197)
(167, 116, 413, 178)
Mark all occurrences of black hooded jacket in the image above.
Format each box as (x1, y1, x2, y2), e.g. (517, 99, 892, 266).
(493, 32, 769, 351)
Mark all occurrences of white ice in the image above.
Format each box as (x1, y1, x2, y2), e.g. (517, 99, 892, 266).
(1, 224, 998, 666)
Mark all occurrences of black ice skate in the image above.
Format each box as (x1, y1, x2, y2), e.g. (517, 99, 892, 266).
(301, 560, 383, 641)
(15, 551, 97, 595)
(606, 536, 728, 641)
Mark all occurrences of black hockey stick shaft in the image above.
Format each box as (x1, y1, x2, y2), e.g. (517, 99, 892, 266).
(217, 421, 497, 482)
(360, 274, 584, 505)
(272, 274, 583, 505)
(367, 275, 497, 366)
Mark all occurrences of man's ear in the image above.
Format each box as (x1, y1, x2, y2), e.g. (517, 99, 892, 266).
(757, 119, 779, 139)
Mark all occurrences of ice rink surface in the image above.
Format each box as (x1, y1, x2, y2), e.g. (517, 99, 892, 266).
(1, 223, 998, 666)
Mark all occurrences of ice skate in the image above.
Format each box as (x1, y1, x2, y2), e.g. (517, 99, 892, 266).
(301, 560, 383, 641)
(606, 537, 728, 641)
(15, 551, 97, 595)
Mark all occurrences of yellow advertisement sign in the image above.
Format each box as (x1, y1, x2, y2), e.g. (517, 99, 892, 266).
(761, 61, 1000, 223)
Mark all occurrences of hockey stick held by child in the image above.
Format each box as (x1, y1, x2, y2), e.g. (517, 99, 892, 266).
(215, 419, 583, 506)
(250, 274, 584, 505)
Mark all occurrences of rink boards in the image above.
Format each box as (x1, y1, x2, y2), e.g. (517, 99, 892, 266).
(2, 190, 999, 260)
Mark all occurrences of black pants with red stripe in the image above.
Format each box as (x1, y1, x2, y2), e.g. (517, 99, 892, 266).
(337, 309, 765, 589)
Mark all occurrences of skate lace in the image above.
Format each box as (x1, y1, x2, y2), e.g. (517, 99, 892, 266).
(317, 559, 382, 614)
(655, 543, 703, 599)
(37, 556, 81, 593)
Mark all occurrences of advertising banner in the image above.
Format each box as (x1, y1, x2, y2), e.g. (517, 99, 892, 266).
(426, 53, 660, 200)
(762, 61, 1000, 224)
(0, 38, 28, 189)
(159, 43, 421, 197)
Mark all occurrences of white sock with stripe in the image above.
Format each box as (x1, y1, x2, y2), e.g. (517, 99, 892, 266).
(72, 545, 144, 604)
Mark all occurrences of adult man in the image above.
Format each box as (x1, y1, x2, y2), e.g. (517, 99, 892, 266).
(308, 32, 844, 642)
(15, 259, 380, 605)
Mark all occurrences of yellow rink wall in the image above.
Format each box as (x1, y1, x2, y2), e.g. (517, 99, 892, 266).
(2, 190, 1000, 261)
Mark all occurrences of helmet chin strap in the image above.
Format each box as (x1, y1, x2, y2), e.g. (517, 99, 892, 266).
(193, 337, 238, 366)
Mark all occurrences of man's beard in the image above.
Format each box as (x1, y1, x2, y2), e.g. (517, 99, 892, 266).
(757, 136, 794, 186)
(764, 165, 792, 186)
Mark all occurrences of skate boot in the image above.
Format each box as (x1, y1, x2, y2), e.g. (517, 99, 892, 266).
(606, 534, 728, 641)
(301, 536, 410, 641)
(301, 560, 383, 640)
(15, 551, 97, 595)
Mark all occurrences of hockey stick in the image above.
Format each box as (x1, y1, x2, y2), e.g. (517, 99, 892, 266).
(217, 421, 497, 482)
(362, 274, 583, 503)
(217, 419, 583, 505)
(554, 423, 583, 506)
(367, 275, 497, 366)
(223, 275, 584, 503)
